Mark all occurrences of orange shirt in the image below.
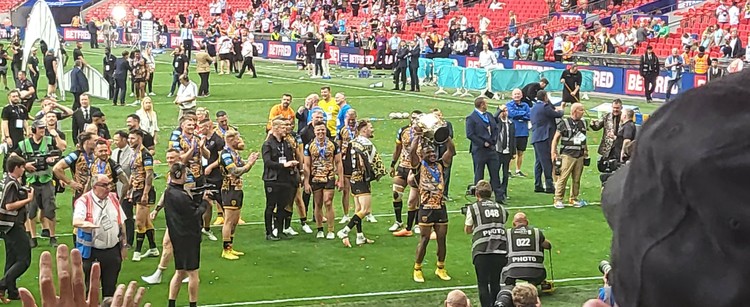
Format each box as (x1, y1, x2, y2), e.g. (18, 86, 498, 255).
(267, 104, 295, 130)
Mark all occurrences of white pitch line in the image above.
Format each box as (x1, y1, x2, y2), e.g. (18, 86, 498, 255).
(198, 276, 602, 306)
(49, 203, 594, 238)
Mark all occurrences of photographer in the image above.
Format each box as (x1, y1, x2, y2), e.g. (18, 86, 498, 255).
(501, 212, 551, 287)
(464, 180, 508, 307)
(0, 154, 34, 302)
(550, 103, 588, 209)
(16, 120, 62, 248)
(164, 162, 207, 307)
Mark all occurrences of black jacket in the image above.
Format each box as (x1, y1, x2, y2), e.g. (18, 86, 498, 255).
(103, 53, 117, 76)
(71, 106, 101, 142)
(493, 115, 517, 156)
(164, 183, 206, 240)
(521, 82, 543, 106)
(408, 46, 420, 67)
(640, 52, 660, 77)
(262, 135, 298, 186)
(396, 46, 409, 68)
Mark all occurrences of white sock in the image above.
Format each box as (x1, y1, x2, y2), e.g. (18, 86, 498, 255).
(343, 226, 351, 233)
(357, 233, 365, 239)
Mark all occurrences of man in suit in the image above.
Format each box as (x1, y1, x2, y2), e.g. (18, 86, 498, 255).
(639, 46, 660, 103)
(110, 130, 133, 196)
(408, 40, 420, 92)
(87, 18, 99, 49)
(71, 93, 100, 142)
(530, 90, 564, 193)
(392, 41, 408, 91)
(103, 47, 117, 100)
(70, 60, 89, 110)
(465, 96, 502, 202)
(494, 104, 516, 203)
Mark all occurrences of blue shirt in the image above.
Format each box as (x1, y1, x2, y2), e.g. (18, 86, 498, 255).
(336, 104, 351, 131)
(506, 101, 530, 137)
(665, 55, 684, 80)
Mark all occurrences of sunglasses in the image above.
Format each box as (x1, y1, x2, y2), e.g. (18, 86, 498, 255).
(94, 182, 110, 188)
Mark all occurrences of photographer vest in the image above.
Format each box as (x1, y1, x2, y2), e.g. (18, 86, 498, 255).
(19, 136, 54, 184)
(506, 226, 545, 270)
(560, 117, 587, 153)
(469, 199, 507, 260)
(0, 176, 21, 233)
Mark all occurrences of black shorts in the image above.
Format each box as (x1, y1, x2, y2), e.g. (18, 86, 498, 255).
(206, 178, 223, 203)
(28, 183, 56, 220)
(234, 53, 243, 61)
(418, 206, 449, 226)
(395, 166, 412, 180)
(171, 235, 201, 271)
(46, 72, 56, 85)
(221, 189, 244, 209)
(516, 136, 528, 152)
(131, 188, 157, 205)
(306, 55, 315, 64)
(0, 66, 7, 76)
(311, 179, 335, 191)
(219, 54, 232, 61)
(350, 181, 371, 195)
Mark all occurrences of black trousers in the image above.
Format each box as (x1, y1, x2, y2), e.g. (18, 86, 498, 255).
(198, 72, 210, 96)
(0, 225, 31, 298)
(264, 183, 294, 235)
(105, 74, 115, 100)
(474, 254, 507, 307)
(533, 140, 554, 191)
(665, 77, 680, 100)
(237, 57, 257, 78)
(315, 59, 323, 76)
(375, 49, 386, 68)
(183, 39, 193, 61)
(409, 64, 419, 90)
(472, 149, 503, 203)
(113, 77, 127, 105)
(120, 198, 135, 246)
(89, 33, 98, 48)
(497, 152, 512, 201)
(553, 50, 562, 62)
(352, 4, 359, 16)
(72, 91, 82, 110)
(83, 244, 122, 298)
(147, 71, 154, 93)
(393, 66, 406, 89)
(643, 74, 657, 100)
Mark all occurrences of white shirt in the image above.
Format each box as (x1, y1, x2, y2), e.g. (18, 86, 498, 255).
(176, 81, 198, 110)
(489, 1, 503, 10)
(479, 50, 497, 67)
(135, 109, 159, 136)
(479, 17, 490, 32)
(180, 28, 194, 40)
(459, 16, 467, 30)
(615, 33, 626, 45)
(73, 193, 126, 249)
(218, 36, 232, 54)
(729, 5, 740, 25)
(241, 40, 254, 57)
(717, 5, 729, 22)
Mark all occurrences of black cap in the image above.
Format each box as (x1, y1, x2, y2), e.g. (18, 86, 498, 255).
(602, 70, 750, 307)
(91, 110, 104, 118)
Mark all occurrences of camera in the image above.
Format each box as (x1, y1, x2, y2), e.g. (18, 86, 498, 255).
(24, 150, 62, 172)
(189, 183, 217, 198)
(554, 158, 562, 176)
(597, 157, 621, 174)
(494, 284, 514, 307)
(17, 186, 31, 200)
(599, 260, 612, 275)
(461, 185, 477, 215)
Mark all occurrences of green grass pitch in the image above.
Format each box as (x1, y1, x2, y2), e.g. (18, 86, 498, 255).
(0, 46, 662, 306)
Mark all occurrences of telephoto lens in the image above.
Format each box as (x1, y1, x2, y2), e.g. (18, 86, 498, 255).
(494, 285, 514, 307)
(599, 260, 612, 275)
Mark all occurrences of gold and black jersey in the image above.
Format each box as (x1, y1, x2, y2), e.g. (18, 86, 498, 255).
(304, 138, 339, 183)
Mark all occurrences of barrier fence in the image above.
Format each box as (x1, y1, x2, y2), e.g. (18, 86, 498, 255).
(60, 27, 705, 99)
